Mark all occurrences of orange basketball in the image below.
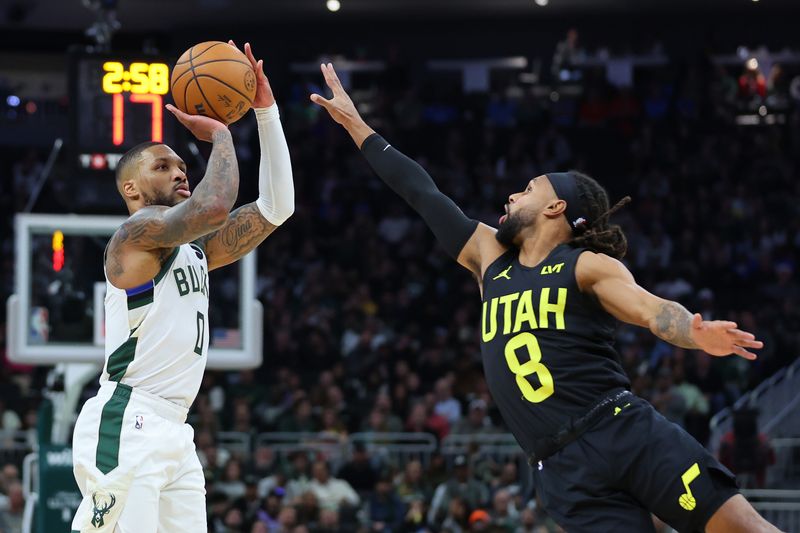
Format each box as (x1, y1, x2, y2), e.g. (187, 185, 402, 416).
(171, 41, 257, 125)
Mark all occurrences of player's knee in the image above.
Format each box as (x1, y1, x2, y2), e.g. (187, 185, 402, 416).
(705, 494, 782, 533)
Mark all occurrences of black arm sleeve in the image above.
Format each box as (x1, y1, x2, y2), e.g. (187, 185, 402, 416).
(361, 133, 479, 259)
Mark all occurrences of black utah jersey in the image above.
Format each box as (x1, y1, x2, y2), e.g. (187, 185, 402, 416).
(480, 243, 630, 456)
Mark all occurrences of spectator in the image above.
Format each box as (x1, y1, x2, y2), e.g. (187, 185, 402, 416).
(308, 460, 360, 512)
(719, 409, 776, 488)
(278, 398, 317, 433)
(650, 367, 687, 426)
(235, 475, 262, 524)
(218, 458, 247, 500)
(222, 507, 245, 533)
(468, 508, 491, 532)
(0, 481, 23, 533)
(433, 378, 462, 425)
(395, 459, 431, 504)
(278, 505, 299, 531)
(338, 442, 379, 495)
(515, 507, 543, 533)
(551, 28, 584, 82)
(286, 452, 313, 502)
(401, 497, 429, 532)
(451, 399, 497, 435)
(249, 445, 278, 481)
(254, 487, 285, 532)
(405, 401, 449, 440)
(491, 462, 522, 500)
(672, 363, 711, 444)
(311, 508, 340, 533)
(428, 455, 489, 526)
(365, 474, 406, 532)
(490, 489, 520, 531)
(439, 496, 469, 533)
(0, 401, 21, 432)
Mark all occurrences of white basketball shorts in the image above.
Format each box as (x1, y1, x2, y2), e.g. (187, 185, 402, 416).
(70, 381, 206, 533)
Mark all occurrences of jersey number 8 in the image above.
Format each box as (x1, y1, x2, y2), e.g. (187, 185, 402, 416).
(504, 332, 555, 403)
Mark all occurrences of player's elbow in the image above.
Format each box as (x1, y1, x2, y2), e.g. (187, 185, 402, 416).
(201, 200, 231, 229)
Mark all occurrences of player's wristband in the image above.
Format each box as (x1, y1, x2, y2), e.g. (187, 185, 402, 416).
(361, 133, 478, 259)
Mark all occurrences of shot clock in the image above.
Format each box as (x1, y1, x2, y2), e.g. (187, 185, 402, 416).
(68, 49, 180, 181)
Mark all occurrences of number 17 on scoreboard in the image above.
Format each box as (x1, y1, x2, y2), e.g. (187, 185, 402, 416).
(102, 61, 170, 147)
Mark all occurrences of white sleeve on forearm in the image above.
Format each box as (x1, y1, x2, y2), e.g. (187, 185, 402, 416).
(254, 104, 294, 226)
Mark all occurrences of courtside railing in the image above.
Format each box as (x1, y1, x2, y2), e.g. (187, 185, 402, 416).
(710, 358, 800, 451)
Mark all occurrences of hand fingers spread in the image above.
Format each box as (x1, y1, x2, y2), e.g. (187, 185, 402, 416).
(228, 39, 238, 50)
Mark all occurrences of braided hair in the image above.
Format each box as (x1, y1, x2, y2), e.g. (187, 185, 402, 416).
(566, 171, 631, 259)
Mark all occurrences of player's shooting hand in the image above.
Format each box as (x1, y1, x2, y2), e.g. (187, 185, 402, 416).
(690, 313, 763, 360)
(310, 63, 361, 126)
(166, 104, 228, 143)
(228, 40, 275, 108)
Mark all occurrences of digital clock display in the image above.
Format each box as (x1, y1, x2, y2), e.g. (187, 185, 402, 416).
(67, 49, 185, 210)
(101, 61, 170, 95)
(69, 51, 180, 166)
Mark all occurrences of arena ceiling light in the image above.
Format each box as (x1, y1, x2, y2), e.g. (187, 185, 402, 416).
(327, 0, 341, 12)
(534, 0, 549, 6)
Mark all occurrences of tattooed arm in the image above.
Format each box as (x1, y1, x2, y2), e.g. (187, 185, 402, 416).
(107, 127, 238, 288)
(576, 251, 763, 360)
(195, 203, 277, 271)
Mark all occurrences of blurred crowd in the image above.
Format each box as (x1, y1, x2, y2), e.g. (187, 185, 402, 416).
(0, 33, 799, 532)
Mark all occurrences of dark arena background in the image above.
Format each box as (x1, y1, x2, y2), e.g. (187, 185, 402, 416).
(1, 0, 799, 531)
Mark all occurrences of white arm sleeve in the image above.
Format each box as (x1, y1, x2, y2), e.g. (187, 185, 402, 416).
(254, 104, 294, 226)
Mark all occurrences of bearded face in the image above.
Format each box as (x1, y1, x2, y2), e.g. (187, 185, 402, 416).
(140, 187, 182, 208)
(495, 208, 536, 248)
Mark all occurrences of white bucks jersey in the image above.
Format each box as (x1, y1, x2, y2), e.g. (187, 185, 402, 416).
(101, 242, 209, 407)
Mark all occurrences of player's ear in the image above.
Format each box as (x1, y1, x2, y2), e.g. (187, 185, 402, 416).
(544, 198, 567, 218)
(121, 179, 139, 201)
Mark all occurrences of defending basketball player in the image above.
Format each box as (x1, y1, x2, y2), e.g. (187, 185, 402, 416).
(70, 42, 293, 533)
(311, 63, 781, 532)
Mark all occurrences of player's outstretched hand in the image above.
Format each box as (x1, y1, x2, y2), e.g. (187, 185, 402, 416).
(310, 63, 360, 126)
(166, 104, 228, 143)
(228, 40, 275, 108)
(690, 313, 763, 360)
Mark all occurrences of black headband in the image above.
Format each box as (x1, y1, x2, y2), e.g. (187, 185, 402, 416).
(547, 172, 588, 233)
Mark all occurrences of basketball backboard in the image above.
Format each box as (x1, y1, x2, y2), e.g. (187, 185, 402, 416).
(7, 213, 262, 369)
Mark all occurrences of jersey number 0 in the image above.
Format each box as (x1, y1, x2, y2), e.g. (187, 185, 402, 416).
(194, 311, 205, 356)
(504, 332, 555, 403)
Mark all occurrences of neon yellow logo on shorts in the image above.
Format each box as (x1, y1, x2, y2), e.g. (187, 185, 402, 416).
(678, 463, 700, 511)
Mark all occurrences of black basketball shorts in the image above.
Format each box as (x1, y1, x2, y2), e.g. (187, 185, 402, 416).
(532, 394, 739, 533)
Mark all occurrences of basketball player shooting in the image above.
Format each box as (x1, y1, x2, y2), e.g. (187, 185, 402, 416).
(311, 63, 781, 532)
(70, 42, 293, 533)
